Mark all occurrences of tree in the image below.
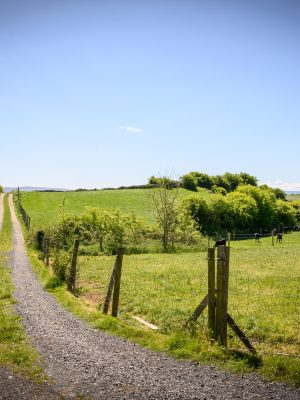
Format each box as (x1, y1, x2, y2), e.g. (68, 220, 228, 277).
(223, 172, 242, 192)
(239, 172, 258, 186)
(236, 185, 277, 230)
(105, 210, 144, 253)
(290, 201, 300, 223)
(181, 196, 209, 234)
(189, 172, 215, 189)
(82, 208, 110, 251)
(226, 191, 258, 231)
(272, 188, 287, 201)
(211, 185, 227, 195)
(0, 185, 3, 193)
(148, 179, 179, 251)
(148, 176, 160, 185)
(275, 200, 296, 228)
(180, 174, 197, 191)
(207, 195, 234, 235)
(260, 185, 287, 200)
(213, 175, 231, 192)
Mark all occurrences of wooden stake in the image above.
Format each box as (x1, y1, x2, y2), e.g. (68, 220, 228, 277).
(185, 294, 208, 326)
(45, 239, 50, 267)
(103, 249, 124, 315)
(208, 247, 216, 338)
(111, 248, 124, 317)
(216, 245, 230, 346)
(227, 313, 256, 353)
(67, 239, 80, 292)
(227, 232, 231, 247)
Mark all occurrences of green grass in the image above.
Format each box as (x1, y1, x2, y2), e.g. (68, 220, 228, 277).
(27, 230, 300, 385)
(76, 235, 300, 354)
(20, 188, 213, 226)
(16, 189, 300, 385)
(287, 193, 300, 202)
(0, 195, 46, 381)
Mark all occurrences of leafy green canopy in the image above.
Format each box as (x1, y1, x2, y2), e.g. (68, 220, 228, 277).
(179, 171, 258, 192)
(182, 184, 298, 236)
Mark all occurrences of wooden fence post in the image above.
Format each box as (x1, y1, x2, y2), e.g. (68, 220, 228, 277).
(272, 229, 274, 247)
(186, 243, 255, 352)
(227, 232, 231, 247)
(215, 245, 230, 346)
(67, 239, 80, 292)
(111, 248, 125, 317)
(103, 250, 118, 314)
(45, 238, 50, 267)
(208, 247, 216, 339)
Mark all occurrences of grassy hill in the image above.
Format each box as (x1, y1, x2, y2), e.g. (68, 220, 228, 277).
(20, 188, 213, 227)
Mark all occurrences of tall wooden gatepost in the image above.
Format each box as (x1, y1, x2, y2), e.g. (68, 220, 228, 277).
(185, 244, 256, 353)
(102, 248, 125, 317)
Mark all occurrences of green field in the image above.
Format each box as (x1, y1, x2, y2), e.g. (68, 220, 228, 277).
(20, 188, 213, 226)
(76, 234, 300, 354)
(15, 189, 300, 384)
(287, 193, 300, 202)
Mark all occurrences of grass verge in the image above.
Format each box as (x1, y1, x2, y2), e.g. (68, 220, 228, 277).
(0, 195, 46, 382)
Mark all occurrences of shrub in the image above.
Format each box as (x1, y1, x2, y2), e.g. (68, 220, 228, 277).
(45, 276, 64, 289)
(180, 174, 197, 191)
(51, 250, 70, 282)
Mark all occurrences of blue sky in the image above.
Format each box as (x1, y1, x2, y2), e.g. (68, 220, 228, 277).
(1, 0, 299, 190)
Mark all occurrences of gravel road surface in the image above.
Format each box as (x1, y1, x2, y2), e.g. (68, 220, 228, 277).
(4, 194, 300, 399)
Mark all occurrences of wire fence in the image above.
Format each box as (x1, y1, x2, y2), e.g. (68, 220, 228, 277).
(16, 189, 31, 230)
(38, 228, 300, 357)
(228, 274, 300, 354)
(71, 244, 300, 357)
(232, 232, 300, 240)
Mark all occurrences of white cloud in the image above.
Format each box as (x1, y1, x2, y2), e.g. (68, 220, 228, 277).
(262, 180, 300, 191)
(118, 125, 143, 133)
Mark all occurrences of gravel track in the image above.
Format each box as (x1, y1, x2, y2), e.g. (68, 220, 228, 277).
(6, 194, 300, 399)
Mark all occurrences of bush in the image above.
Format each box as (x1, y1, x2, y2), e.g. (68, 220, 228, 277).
(211, 185, 227, 195)
(180, 174, 197, 191)
(52, 251, 70, 283)
(45, 276, 64, 289)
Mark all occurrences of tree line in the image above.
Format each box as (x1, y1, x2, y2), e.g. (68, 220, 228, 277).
(182, 184, 300, 236)
(28, 176, 300, 284)
(149, 171, 260, 194)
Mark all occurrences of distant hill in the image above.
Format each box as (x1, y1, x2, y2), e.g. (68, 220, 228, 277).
(4, 186, 68, 193)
